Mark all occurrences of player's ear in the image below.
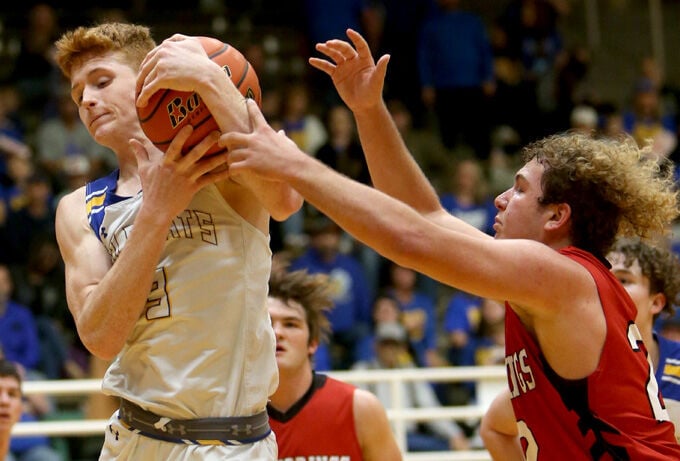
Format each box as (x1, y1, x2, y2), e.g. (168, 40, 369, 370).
(650, 292, 667, 316)
(545, 202, 571, 231)
(308, 339, 319, 357)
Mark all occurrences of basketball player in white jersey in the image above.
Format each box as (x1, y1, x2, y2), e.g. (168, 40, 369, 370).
(53, 22, 302, 460)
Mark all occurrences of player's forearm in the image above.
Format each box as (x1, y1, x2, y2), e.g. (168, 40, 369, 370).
(481, 432, 524, 461)
(76, 210, 171, 359)
(238, 175, 303, 222)
(284, 155, 437, 271)
(353, 102, 441, 214)
(199, 66, 250, 135)
(479, 389, 523, 461)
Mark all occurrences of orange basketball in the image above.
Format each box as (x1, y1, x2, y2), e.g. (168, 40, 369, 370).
(137, 36, 262, 156)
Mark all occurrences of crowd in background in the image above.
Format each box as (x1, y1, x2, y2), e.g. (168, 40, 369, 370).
(1, 0, 680, 458)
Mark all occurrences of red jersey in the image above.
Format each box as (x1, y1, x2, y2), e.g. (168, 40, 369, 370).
(504, 246, 680, 460)
(268, 373, 363, 461)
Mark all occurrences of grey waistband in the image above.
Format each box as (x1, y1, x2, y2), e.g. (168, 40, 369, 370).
(118, 399, 271, 445)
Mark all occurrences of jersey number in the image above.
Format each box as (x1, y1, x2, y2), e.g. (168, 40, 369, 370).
(627, 323, 669, 422)
(145, 267, 171, 320)
(520, 323, 670, 460)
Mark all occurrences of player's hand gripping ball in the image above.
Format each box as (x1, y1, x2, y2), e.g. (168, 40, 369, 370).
(137, 36, 262, 156)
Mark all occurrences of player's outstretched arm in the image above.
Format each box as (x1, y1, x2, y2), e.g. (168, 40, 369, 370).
(480, 389, 524, 461)
(222, 100, 589, 311)
(309, 29, 483, 237)
(353, 389, 403, 461)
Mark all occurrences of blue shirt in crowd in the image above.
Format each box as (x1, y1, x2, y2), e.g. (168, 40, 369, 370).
(418, 8, 494, 89)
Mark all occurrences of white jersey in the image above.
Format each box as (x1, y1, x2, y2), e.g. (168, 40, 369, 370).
(86, 171, 277, 419)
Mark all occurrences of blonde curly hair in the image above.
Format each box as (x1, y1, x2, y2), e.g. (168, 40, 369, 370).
(523, 132, 679, 257)
(55, 22, 156, 80)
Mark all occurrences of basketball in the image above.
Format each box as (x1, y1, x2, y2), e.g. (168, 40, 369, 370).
(137, 36, 262, 156)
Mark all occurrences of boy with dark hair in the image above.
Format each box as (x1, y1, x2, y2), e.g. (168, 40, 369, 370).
(267, 268, 402, 460)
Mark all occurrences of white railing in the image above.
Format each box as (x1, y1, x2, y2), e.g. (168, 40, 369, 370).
(14, 366, 507, 461)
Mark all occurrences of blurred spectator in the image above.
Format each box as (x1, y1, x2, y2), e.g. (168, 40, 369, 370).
(488, 19, 538, 143)
(384, 262, 443, 368)
(623, 77, 677, 159)
(471, 298, 505, 367)
(260, 84, 284, 130)
(443, 295, 505, 405)
(314, 103, 384, 293)
(10, 236, 83, 380)
(315, 104, 369, 185)
(439, 157, 496, 235)
(487, 125, 521, 197)
(497, 0, 565, 116)
(34, 86, 115, 193)
(0, 156, 33, 215)
(355, 294, 403, 363)
(242, 41, 269, 89)
(9, 3, 62, 128)
(387, 99, 451, 193)
(290, 217, 372, 369)
(378, 0, 432, 127)
(352, 322, 470, 452)
(597, 102, 626, 140)
(281, 81, 328, 156)
(443, 290, 481, 367)
(418, 0, 495, 160)
(569, 104, 598, 136)
(53, 154, 96, 205)
(4, 169, 56, 266)
(278, 82, 328, 247)
(302, 0, 382, 107)
(0, 82, 31, 188)
(303, 0, 382, 53)
(0, 265, 40, 373)
(550, 45, 591, 132)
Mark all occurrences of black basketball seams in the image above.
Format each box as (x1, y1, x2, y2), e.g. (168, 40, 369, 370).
(235, 61, 250, 90)
(207, 43, 229, 59)
(137, 88, 172, 124)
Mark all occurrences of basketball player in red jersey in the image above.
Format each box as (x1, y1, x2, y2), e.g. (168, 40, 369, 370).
(220, 29, 680, 460)
(266, 268, 402, 461)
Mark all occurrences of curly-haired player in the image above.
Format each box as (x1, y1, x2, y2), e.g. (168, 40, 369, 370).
(220, 29, 680, 460)
(609, 237, 680, 442)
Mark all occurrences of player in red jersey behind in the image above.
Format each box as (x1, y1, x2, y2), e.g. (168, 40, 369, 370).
(267, 268, 402, 461)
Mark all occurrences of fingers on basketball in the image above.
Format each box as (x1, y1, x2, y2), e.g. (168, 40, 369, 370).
(137, 36, 262, 156)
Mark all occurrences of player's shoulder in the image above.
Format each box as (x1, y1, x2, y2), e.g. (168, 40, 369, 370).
(55, 185, 90, 244)
(352, 387, 386, 414)
(56, 185, 86, 218)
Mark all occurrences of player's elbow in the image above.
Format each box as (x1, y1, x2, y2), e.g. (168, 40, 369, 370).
(270, 191, 304, 222)
(79, 330, 123, 362)
(386, 226, 433, 269)
(479, 412, 495, 446)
